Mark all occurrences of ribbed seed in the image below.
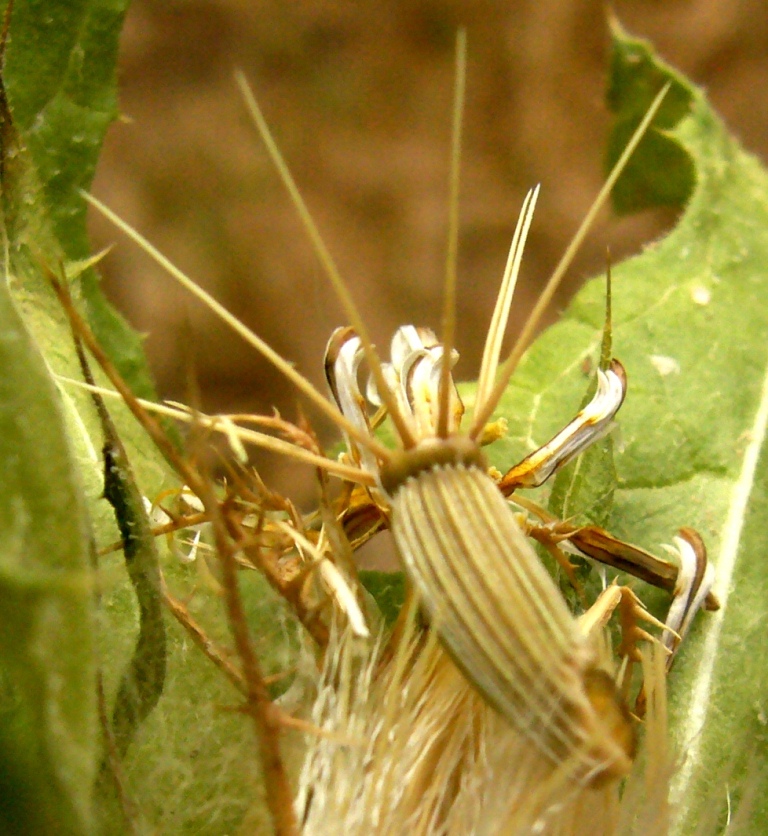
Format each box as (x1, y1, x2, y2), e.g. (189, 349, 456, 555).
(390, 463, 628, 778)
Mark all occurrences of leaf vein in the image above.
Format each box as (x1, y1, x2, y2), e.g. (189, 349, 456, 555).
(671, 353, 768, 821)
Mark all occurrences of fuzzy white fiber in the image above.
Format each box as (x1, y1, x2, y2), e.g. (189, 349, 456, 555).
(296, 615, 674, 836)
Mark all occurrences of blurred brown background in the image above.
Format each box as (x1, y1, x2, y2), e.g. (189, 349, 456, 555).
(89, 0, 768, 495)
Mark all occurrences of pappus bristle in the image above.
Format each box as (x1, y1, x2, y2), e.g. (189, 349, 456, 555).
(297, 617, 675, 835)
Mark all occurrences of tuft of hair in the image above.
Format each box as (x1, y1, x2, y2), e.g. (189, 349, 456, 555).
(296, 613, 675, 835)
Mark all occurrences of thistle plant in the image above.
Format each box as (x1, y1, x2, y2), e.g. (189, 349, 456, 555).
(1, 3, 767, 834)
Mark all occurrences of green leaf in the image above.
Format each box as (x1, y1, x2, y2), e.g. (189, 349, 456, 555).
(605, 19, 696, 215)
(0, 2, 192, 830)
(93, 563, 299, 834)
(359, 570, 407, 627)
(1, 0, 155, 398)
(0, 276, 95, 833)
(480, 25, 768, 831)
(0, 0, 168, 537)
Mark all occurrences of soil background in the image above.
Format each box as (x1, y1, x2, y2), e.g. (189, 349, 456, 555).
(90, 0, 768, 499)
